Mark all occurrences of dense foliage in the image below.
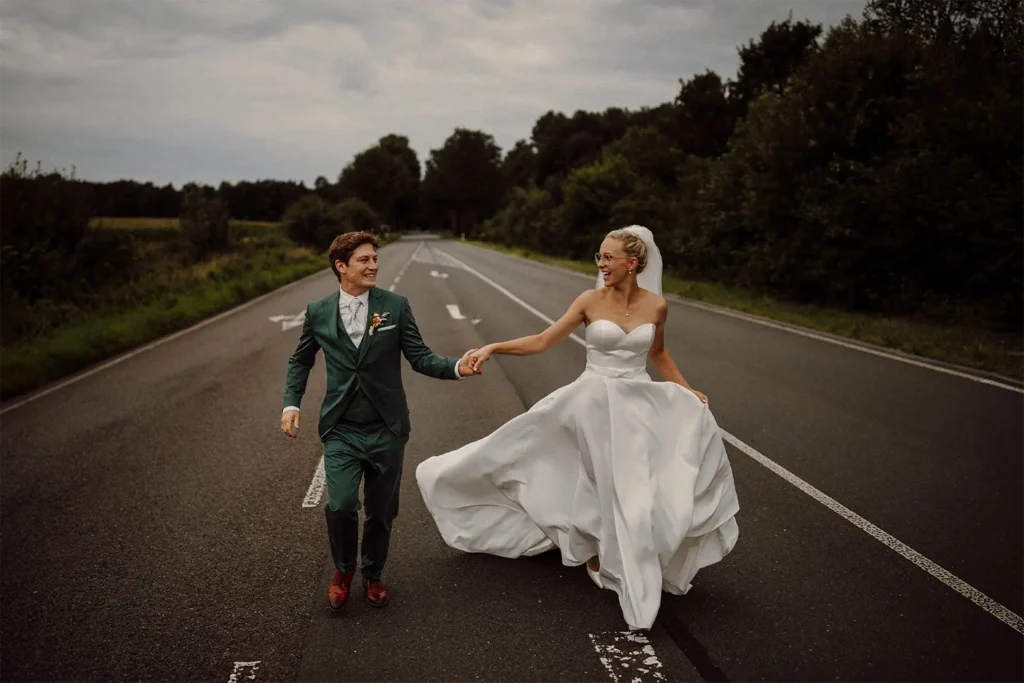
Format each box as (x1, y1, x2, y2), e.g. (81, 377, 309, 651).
(3, 0, 1020, 334)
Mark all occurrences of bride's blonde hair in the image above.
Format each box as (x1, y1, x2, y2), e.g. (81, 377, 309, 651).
(605, 229, 649, 273)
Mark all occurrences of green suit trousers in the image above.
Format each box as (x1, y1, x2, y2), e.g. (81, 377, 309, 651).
(323, 417, 408, 579)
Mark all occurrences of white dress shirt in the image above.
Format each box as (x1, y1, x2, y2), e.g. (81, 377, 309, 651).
(283, 286, 463, 415)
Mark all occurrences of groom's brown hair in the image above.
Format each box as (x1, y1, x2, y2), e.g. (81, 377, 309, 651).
(329, 231, 380, 280)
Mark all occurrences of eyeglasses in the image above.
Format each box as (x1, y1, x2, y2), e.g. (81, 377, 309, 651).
(594, 253, 629, 265)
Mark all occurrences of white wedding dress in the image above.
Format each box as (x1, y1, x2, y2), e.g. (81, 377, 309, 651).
(415, 318, 740, 630)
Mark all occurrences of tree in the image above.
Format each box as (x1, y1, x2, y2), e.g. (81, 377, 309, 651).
(335, 197, 381, 235)
(728, 15, 824, 118)
(501, 140, 537, 192)
(421, 129, 504, 236)
(337, 134, 421, 231)
(180, 183, 230, 254)
(674, 71, 732, 158)
(282, 195, 341, 250)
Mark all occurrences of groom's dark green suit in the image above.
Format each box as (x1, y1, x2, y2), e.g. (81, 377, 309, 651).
(283, 285, 461, 579)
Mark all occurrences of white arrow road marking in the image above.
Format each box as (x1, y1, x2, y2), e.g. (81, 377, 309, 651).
(227, 661, 260, 683)
(270, 311, 305, 331)
(446, 305, 467, 320)
(590, 632, 665, 682)
(430, 270, 449, 279)
(302, 456, 326, 508)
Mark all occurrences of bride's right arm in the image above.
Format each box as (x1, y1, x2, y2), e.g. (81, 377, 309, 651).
(471, 292, 589, 371)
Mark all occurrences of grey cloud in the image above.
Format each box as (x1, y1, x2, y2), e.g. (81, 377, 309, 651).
(0, 0, 865, 186)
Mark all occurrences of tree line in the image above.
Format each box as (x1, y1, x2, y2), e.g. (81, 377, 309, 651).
(294, 0, 1024, 330)
(2, 0, 1020, 333)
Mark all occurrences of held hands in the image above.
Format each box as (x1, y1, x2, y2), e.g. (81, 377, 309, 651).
(281, 409, 300, 438)
(469, 345, 494, 374)
(458, 348, 483, 377)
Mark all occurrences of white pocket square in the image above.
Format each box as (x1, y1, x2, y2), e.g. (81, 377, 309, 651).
(377, 324, 397, 332)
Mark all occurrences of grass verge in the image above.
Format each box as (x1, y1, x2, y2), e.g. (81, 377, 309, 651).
(464, 239, 1023, 381)
(1, 250, 325, 401)
(1, 231, 395, 401)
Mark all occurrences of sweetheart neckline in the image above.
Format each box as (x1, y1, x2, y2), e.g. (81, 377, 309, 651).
(585, 319, 656, 336)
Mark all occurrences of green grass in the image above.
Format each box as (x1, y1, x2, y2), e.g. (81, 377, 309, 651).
(0, 246, 326, 400)
(1, 224, 399, 400)
(465, 239, 1023, 381)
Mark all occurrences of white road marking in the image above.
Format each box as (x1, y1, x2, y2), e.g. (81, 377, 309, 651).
(430, 270, 449, 279)
(453, 243, 1023, 394)
(303, 241, 424, 508)
(388, 241, 423, 292)
(0, 268, 333, 415)
(227, 661, 260, 683)
(589, 632, 666, 682)
(437, 247, 1024, 636)
(270, 311, 306, 331)
(721, 433, 1024, 635)
(446, 305, 467, 320)
(302, 456, 326, 508)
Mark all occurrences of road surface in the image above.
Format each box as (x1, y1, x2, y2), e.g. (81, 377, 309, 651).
(2, 236, 1021, 682)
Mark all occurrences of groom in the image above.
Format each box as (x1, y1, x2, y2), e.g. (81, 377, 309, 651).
(281, 231, 477, 612)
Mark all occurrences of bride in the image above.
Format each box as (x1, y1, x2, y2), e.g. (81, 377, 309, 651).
(415, 226, 739, 630)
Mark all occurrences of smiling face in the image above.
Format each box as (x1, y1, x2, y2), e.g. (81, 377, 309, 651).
(596, 237, 638, 288)
(336, 243, 379, 292)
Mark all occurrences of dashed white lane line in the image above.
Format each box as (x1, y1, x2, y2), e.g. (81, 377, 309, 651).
(446, 305, 467, 320)
(227, 661, 260, 683)
(301, 240, 424, 508)
(437, 247, 1024, 636)
(388, 240, 423, 292)
(590, 632, 666, 682)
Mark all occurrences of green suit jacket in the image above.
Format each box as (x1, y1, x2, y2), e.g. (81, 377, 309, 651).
(283, 286, 460, 440)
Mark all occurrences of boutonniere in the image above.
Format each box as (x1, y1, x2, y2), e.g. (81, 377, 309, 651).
(368, 311, 390, 336)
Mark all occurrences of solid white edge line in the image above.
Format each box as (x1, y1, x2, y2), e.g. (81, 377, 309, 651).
(438, 246, 1024, 636)
(0, 267, 335, 416)
(719, 432, 1024, 635)
(450, 242, 1023, 395)
(303, 240, 423, 507)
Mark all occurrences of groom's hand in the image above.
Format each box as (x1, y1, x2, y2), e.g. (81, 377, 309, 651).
(458, 349, 481, 377)
(281, 409, 300, 438)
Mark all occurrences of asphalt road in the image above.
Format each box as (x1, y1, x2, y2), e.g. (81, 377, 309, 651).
(1, 236, 1021, 682)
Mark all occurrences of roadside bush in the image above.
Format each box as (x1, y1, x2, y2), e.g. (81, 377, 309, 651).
(179, 183, 231, 255)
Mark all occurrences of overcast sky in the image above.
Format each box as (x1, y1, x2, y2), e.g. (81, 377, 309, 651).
(0, 0, 865, 187)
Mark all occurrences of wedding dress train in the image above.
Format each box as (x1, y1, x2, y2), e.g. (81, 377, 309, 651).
(415, 319, 739, 630)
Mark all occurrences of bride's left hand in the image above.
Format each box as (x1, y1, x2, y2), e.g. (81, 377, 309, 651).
(690, 389, 708, 404)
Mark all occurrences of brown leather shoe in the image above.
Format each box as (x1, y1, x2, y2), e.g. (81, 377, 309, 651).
(328, 570, 355, 612)
(363, 578, 390, 607)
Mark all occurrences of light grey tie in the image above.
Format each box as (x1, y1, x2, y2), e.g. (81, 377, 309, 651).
(348, 299, 363, 347)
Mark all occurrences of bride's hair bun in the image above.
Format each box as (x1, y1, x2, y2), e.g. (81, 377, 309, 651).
(606, 229, 648, 273)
